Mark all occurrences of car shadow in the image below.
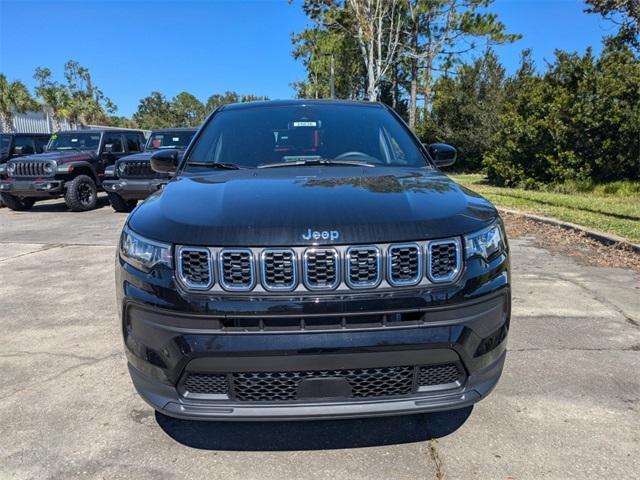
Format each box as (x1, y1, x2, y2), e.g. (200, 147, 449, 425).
(155, 407, 473, 451)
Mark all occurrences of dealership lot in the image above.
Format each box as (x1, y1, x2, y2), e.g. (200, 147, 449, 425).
(1, 197, 639, 480)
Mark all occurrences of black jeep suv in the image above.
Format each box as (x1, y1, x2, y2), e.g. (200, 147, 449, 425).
(103, 128, 197, 212)
(0, 129, 145, 211)
(117, 100, 510, 421)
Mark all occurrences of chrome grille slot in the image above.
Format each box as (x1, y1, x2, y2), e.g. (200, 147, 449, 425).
(346, 246, 381, 288)
(303, 248, 339, 290)
(219, 249, 255, 291)
(388, 244, 421, 286)
(261, 249, 296, 291)
(178, 247, 213, 289)
(427, 239, 461, 283)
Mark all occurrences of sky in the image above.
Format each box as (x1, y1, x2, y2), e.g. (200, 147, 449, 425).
(0, 0, 618, 118)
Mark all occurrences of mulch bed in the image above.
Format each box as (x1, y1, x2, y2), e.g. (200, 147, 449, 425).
(501, 211, 640, 272)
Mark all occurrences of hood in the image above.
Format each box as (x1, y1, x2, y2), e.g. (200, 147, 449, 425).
(118, 151, 154, 162)
(9, 150, 96, 164)
(128, 166, 497, 246)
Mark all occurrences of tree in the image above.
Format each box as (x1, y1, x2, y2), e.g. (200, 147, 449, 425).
(402, 0, 520, 127)
(423, 48, 506, 171)
(585, 0, 640, 52)
(132, 92, 174, 130)
(33, 67, 70, 132)
(170, 91, 205, 127)
(63, 60, 116, 126)
(0, 74, 37, 133)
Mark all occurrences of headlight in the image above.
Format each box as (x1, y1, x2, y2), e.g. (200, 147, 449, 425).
(43, 161, 56, 174)
(117, 163, 127, 175)
(464, 222, 506, 261)
(119, 226, 172, 272)
(6, 162, 16, 175)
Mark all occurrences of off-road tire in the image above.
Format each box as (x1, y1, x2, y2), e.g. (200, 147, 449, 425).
(107, 192, 138, 213)
(64, 175, 98, 212)
(0, 193, 36, 211)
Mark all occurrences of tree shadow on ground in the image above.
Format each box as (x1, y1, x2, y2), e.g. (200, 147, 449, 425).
(155, 407, 473, 451)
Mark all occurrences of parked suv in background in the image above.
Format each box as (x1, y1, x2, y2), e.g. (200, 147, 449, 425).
(0, 133, 51, 207)
(0, 129, 145, 211)
(117, 100, 510, 420)
(103, 128, 196, 212)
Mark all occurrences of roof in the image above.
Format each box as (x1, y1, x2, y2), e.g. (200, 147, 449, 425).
(221, 99, 385, 111)
(151, 127, 198, 133)
(0, 132, 50, 137)
(55, 128, 145, 134)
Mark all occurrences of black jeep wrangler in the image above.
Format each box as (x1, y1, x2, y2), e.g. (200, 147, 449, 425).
(0, 129, 145, 211)
(103, 128, 196, 212)
(117, 100, 510, 421)
(0, 133, 51, 207)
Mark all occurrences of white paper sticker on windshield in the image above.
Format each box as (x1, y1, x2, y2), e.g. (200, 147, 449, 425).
(172, 137, 180, 142)
(71, 138, 78, 142)
(293, 121, 317, 127)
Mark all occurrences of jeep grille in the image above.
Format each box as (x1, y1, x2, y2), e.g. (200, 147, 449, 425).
(9, 160, 52, 178)
(175, 238, 461, 293)
(119, 160, 156, 178)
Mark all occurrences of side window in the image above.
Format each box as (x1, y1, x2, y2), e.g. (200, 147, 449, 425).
(34, 137, 49, 153)
(13, 137, 35, 155)
(125, 134, 142, 153)
(103, 134, 123, 153)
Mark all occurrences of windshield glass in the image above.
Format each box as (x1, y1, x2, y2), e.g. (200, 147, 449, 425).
(48, 133, 101, 151)
(185, 104, 428, 170)
(146, 131, 195, 150)
(0, 135, 10, 150)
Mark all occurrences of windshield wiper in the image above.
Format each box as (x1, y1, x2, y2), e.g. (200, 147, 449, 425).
(188, 161, 244, 170)
(258, 159, 376, 169)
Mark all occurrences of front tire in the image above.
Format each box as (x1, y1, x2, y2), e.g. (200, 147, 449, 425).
(64, 175, 98, 212)
(107, 192, 137, 213)
(0, 193, 35, 211)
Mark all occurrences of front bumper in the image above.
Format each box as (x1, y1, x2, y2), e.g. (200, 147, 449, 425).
(120, 243, 510, 420)
(0, 178, 63, 197)
(103, 178, 167, 200)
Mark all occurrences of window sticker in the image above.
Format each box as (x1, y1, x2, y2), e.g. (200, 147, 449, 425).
(293, 121, 317, 127)
(172, 137, 180, 142)
(71, 138, 78, 142)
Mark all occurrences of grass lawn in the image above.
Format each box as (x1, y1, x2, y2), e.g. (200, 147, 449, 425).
(449, 174, 640, 243)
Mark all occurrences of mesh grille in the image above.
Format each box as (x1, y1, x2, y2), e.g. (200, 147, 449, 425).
(417, 363, 461, 386)
(9, 160, 49, 177)
(304, 249, 338, 289)
(262, 250, 296, 290)
(389, 245, 420, 285)
(429, 241, 459, 281)
(120, 160, 156, 178)
(179, 249, 212, 288)
(232, 366, 414, 401)
(347, 247, 380, 287)
(183, 373, 228, 394)
(220, 250, 254, 289)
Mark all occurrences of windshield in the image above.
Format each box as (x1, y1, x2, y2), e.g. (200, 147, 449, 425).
(0, 135, 10, 150)
(48, 133, 101, 151)
(146, 131, 195, 150)
(185, 104, 428, 170)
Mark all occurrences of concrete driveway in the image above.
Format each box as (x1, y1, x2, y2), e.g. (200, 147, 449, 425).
(1, 197, 638, 479)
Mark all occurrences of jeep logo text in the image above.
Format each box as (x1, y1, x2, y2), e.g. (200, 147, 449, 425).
(302, 229, 340, 241)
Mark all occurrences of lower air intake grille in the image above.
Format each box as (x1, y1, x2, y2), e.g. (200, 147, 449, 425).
(178, 248, 212, 289)
(232, 366, 414, 401)
(219, 249, 255, 290)
(417, 363, 462, 387)
(428, 240, 460, 282)
(183, 373, 228, 395)
(304, 249, 339, 290)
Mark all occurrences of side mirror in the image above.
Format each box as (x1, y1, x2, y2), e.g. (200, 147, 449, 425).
(103, 144, 114, 154)
(426, 143, 457, 168)
(151, 149, 179, 174)
(13, 146, 25, 156)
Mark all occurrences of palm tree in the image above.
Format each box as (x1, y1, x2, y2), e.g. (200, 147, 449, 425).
(0, 74, 37, 133)
(33, 67, 70, 132)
